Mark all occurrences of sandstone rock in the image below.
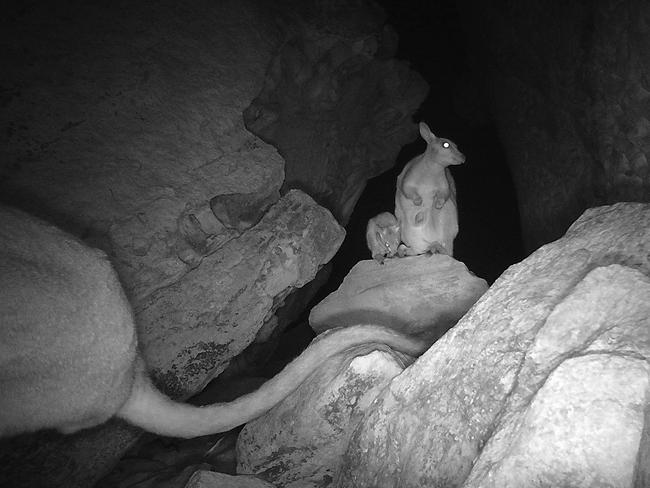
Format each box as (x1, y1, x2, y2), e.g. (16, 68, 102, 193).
(186, 470, 274, 488)
(139, 189, 344, 396)
(237, 348, 410, 488)
(336, 202, 650, 487)
(0, 0, 364, 486)
(462, 264, 650, 487)
(310, 255, 488, 343)
(244, 5, 428, 224)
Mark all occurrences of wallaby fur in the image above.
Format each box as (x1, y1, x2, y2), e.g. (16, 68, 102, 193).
(0, 205, 427, 438)
(395, 122, 465, 256)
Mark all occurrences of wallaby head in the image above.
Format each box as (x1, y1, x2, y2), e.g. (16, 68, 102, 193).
(0, 205, 427, 439)
(419, 121, 465, 167)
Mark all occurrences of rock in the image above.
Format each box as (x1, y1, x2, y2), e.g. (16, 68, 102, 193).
(309, 255, 488, 343)
(462, 264, 650, 487)
(1, 0, 286, 303)
(186, 470, 274, 488)
(244, 4, 428, 224)
(336, 202, 650, 487)
(0, 0, 361, 485)
(210, 192, 278, 233)
(138, 189, 344, 396)
(237, 348, 410, 488)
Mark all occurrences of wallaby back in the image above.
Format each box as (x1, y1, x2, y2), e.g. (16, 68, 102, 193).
(0, 206, 138, 437)
(0, 206, 428, 438)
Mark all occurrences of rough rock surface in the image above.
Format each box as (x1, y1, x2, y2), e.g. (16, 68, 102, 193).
(186, 470, 275, 488)
(310, 255, 487, 343)
(0, 0, 412, 486)
(237, 348, 410, 488)
(1, 0, 286, 303)
(458, 0, 650, 251)
(336, 202, 650, 487)
(139, 189, 345, 396)
(244, 1, 428, 223)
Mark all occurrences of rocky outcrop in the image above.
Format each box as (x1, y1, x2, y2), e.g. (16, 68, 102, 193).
(0, 0, 429, 485)
(310, 255, 488, 343)
(140, 190, 345, 396)
(458, 0, 650, 251)
(337, 202, 650, 487)
(244, 1, 428, 223)
(237, 348, 410, 488)
(186, 471, 275, 488)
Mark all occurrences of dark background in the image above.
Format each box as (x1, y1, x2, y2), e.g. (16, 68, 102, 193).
(326, 0, 524, 292)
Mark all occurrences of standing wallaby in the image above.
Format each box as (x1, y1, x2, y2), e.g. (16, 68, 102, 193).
(0, 205, 427, 439)
(395, 122, 465, 256)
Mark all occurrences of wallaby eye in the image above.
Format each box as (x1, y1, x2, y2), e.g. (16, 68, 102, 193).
(442, 141, 450, 149)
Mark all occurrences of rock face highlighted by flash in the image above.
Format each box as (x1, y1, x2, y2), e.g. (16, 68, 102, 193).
(336, 202, 650, 488)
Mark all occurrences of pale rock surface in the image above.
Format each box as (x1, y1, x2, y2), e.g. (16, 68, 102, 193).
(139, 189, 344, 396)
(336, 202, 650, 487)
(186, 470, 274, 488)
(309, 255, 488, 343)
(236, 348, 411, 488)
(462, 264, 650, 487)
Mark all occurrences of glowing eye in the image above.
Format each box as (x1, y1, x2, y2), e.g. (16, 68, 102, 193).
(442, 141, 450, 148)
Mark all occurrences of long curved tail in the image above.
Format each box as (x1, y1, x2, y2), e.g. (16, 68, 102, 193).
(118, 325, 427, 438)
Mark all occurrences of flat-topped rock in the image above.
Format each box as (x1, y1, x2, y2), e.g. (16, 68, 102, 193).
(310, 254, 488, 343)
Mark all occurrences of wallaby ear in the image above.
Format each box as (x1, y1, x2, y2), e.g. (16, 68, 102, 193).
(419, 122, 436, 143)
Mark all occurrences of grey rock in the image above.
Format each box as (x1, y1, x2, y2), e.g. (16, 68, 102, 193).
(310, 255, 488, 343)
(186, 470, 274, 488)
(237, 348, 410, 488)
(139, 189, 345, 397)
(336, 202, 650, 487)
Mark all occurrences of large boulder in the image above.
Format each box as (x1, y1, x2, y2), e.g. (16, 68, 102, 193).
(337, 202, 650, 487)
(310, 255, 488, 343)
(237, 347, 411, 488)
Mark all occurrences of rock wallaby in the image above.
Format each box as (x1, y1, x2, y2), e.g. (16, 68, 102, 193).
(365, 211, 400, 264)
(0, 206, 427, 439)
(395, 122, 465, 256)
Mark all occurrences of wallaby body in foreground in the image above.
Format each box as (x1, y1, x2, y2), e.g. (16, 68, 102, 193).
(0, 206, 426, 438)
(395, 122, 465, 256)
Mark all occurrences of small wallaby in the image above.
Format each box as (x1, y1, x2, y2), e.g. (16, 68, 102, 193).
(395, 122, 465, 256)
(0, 205, 427, 439)
(365, 212, 400, 264)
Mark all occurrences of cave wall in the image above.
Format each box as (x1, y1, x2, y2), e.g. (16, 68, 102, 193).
(245, 0, 428, 224)
(458, 0, 650, 251)
(0, 0, 426, 486)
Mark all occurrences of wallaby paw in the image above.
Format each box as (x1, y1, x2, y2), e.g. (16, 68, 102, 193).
(433, 196, 446, 209)
(427, 242, 448, 255)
